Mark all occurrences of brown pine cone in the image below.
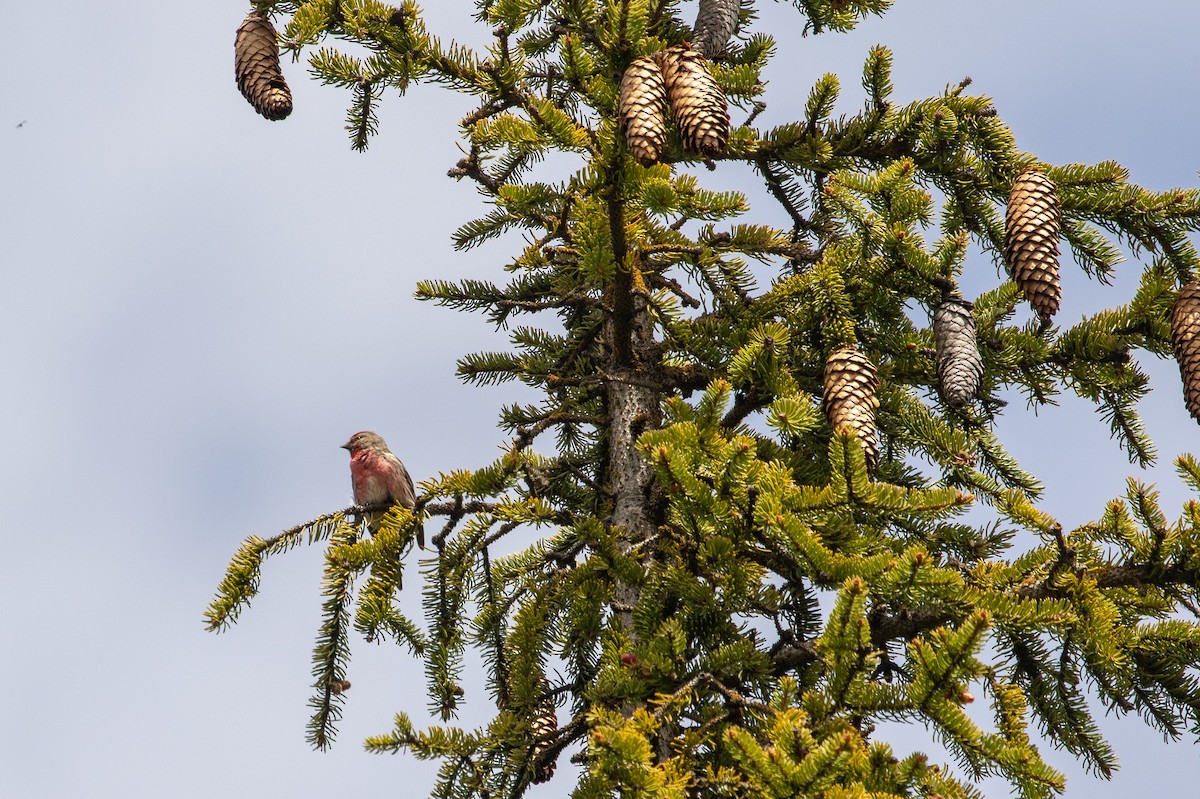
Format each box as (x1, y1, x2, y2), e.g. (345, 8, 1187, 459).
(934, 295, 983, 408)
(618, 56, 669, 166)
(823, 346, 880, 470)
(1171, 278, 1200, 422)
(657, 45, 729, 158)
(235, 11, 292, 121)
(692, 0, 741, 59)
(1004, 168, 1061, 323)
(529, 696, 558, 784)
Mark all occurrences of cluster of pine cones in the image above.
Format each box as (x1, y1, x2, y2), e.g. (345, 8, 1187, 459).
(615, 0, 739, 165)
(931, 166, 1063, 413)
(231, 0, 743, 136)
(831, 165, 1200, 472)
(821, 168, 1063, 471)
(1001, 169, 1200, 429)
(818, 167, 1053, 469)
(618, 45, 730, 166)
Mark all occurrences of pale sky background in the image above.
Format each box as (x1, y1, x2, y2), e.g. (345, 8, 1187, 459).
(3, 1, 1199, 796)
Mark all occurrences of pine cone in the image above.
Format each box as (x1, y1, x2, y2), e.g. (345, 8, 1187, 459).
(657, 45, 729, 158)
(692, 0, 740, 59)
(1171, 278, 1200, 422)
(529, 696, 558, 784)
(934, 296, 983, 408)
(823, 346, 880, 470)
(1004, 168, 1061, 323)
(618, 56, 669, 167)
(235, 11, 292, 121)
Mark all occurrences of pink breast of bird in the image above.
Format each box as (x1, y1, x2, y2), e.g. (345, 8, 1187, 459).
(349, 449, 405, 505)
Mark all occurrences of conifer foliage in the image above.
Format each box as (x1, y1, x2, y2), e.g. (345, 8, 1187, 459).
(208, 2, 1200, 797)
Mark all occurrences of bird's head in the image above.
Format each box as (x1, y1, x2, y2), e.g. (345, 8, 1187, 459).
(342, 431, 388, 453)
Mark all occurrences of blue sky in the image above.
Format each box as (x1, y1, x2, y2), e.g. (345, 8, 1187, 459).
(2, 1, 1198, 796)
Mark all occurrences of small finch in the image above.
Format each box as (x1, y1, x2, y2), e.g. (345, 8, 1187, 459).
(342, 431, 423, 548)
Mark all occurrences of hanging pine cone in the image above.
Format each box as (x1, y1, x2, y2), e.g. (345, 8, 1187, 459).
(235, 11, 293, 121)
(692, 0, 741, 59)
(1171, 278, 1200, 422)
(934, 295, 984, 409)
(1004, 168, 1061, 323)
(618, 56, 669, 167)
(657, 45, 729, 158)
(823, 346, 880, 470)
(529, 696, 559, 784)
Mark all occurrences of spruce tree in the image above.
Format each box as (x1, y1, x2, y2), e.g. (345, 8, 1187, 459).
(207, 2, 1200, 797)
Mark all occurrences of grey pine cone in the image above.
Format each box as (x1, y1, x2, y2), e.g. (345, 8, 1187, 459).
(934, 296, 984, 408)
(618, 56, 669, 166)
(235, 11, 292, 121)
(823, 346, 880, 471)
(1004, 168, 1061, 323)
(1171, 278, 1200, 422)
(529, 696, 559, 784)
(657, 45, 729, 158)
(692, 0, 741, 59)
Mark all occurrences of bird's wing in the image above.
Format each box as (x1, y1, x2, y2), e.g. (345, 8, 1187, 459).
(395, 458, 423, 548)
(383, 451, 417, 508)
(401, 462, 416, 500)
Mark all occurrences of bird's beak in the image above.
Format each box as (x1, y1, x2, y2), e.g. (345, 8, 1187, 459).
(341, 442, 351, 450)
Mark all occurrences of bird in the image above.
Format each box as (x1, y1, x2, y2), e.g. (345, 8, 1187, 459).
(342, 431, 423, 548)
